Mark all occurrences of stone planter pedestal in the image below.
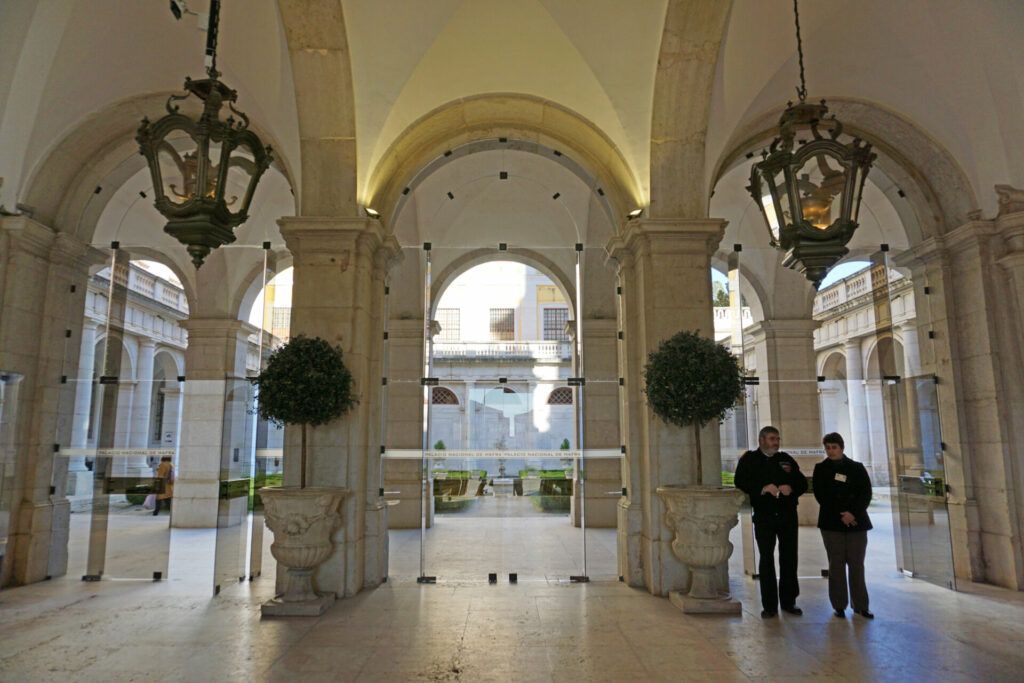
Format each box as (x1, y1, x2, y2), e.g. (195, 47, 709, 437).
(260, 486, 347, 617)
(657, 485, 745, 615)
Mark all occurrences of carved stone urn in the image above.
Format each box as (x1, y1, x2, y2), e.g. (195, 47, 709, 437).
(260, 486, 346, 616)
(657, 485, 746, 614)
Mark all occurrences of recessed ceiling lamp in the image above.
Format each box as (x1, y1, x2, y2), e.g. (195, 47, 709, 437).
(627, 208, 644, 219)
(746, 0, 876, 288)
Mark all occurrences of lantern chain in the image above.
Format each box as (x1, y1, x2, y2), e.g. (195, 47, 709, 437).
(793, 0, 807, 102)
(205, 0, 221, 77)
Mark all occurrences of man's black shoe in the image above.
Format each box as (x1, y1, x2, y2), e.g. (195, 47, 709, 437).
(760, 609, 777, 618)
(780, 605, 803, 616)
(855, 610, 875, 619)
(833, 609, 845, 618)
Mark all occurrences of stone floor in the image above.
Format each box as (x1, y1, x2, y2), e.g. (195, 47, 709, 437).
(1, 500, 1023, 681)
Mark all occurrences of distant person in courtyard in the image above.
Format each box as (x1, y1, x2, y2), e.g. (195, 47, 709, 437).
(735, 425, 808, 618)
(813, 432, 874, 619)
(153, 456, 174, 516)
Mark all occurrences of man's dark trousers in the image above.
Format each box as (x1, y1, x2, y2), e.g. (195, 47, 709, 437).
(754, 514, 799, 612)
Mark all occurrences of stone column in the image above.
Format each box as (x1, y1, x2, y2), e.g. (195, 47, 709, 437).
(895, 209, 1024, 590)
(129, 339, 156, 448)
(383, 318, 432, 530)
(463, 379, 474, 449)
(172, 318, 250, 528)
(606, 218, 725, 595)
(0, 217, 101, 586)
(66, 320, 98, 505)
(280, 216, 401, 597)
(900, 322, 922, 377)
(573, 318, 620, 528)
(843, 338, 874, 476)
(745, 319, 823, 448)
(70, 320, 98, 447)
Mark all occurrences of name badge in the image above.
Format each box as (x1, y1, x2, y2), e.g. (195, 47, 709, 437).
(834, 473, 847, 482)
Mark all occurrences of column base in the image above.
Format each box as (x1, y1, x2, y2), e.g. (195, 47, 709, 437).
(669, 590, 741, 615)
(262, 592, 336, 617)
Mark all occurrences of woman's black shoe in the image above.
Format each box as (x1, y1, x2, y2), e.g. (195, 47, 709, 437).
(780, 606, 803, 616)
(761, 609, 777, 618)
(856, 610, 875, 619)
(833, 609, 845, 618)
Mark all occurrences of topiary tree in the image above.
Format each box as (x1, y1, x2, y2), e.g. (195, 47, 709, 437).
(433, 439, 446, 451)
(250, 335, 357, 488)
(644, 330, 745, 485)
(559, 438, 571, 450)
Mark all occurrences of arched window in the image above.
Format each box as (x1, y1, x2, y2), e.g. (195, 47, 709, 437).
(547, 387, 573, 405)
(431, 387, 459, 405)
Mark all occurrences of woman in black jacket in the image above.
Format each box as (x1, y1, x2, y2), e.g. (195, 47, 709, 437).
(813, 432, 874, 619)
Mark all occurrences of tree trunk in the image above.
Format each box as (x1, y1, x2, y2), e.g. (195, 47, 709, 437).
(692, 422, 702, 486)
(301, 423, 307, 489)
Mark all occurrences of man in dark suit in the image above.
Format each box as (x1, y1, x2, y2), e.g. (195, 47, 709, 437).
(734, 425, 808, 618)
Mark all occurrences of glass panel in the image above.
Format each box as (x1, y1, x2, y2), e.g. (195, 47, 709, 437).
(213, 377, 257, 595)
(224, 140, 257, 213)
(878, 249, 956, 589)
(0, 372, 24, 578)
(79, 247, 172, 580)
(157, 131, 200, 206)
(795, 151, 847, 230)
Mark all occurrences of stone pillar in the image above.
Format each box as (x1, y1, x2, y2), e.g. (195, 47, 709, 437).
(280, 216, 400, 597)
(463, 379, 474, 449)
(70, 320, 98, 448)
(0, 217, 101, 586)
(129, 339, 156, 448)
(172, 318, 250, 528)
(606, 218, 725, 595)
(383, 318, 432, 530)
(843, 338, 874, 477)
(573, 318, 620, 528)
(900, 322, 922, 377)
(895, 208, 1024, 589)
(745, 319, 823, 448)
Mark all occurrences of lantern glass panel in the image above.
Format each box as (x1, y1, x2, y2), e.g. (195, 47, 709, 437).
(157, 131, 199, 206)
(204, 138, 226, 202)
(795, 151, 847, 230)
(850, 164, 867, 224)
(225, 141, 257, 215)
(768, 165, 793, 232)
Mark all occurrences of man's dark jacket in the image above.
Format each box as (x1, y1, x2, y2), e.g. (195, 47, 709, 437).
(812, 455, 873, 532)
(734, 449, 808, 522)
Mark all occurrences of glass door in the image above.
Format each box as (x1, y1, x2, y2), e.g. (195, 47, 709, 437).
(875, 247, 956, 589)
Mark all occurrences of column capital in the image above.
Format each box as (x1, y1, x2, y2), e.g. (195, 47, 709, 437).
(179, 317, 251, 341)
(278, 216, 402, 269)
(0, 215, 57, 258)
(744, 318, 819, 343)
(605, 218, 726, 263)
(843, 336, 864, 351)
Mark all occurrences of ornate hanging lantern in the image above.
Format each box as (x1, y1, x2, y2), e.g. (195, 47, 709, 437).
(747, 0, 875, 288)
(136, 0, 272, 268)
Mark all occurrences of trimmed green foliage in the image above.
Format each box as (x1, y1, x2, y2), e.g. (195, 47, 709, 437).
(251, 335, 356, 428)
(644, 330, 745, 484)
(644, 330, 744, 429)
(250, 335, 356, 487)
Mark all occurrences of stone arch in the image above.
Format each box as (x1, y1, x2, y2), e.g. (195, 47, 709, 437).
(367, 94, 641, 229)
(710, 97, 980, 242)
(277, 0, 357, 216)
(865, 336, 906, 379)
(648, 0, 734, 219)
(431, 387, 460, 406)
(819, 350, 848, 379)
(233, 250, 294, 324)
(429, 248, 577, 321)
(709, 255, 768, 323)
(20, 91, 296, 242)
(92, 334, 135, 380)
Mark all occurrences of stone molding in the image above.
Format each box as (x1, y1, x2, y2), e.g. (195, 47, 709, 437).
(743, 318, 820, 344)
(606, 218, 727, 263)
